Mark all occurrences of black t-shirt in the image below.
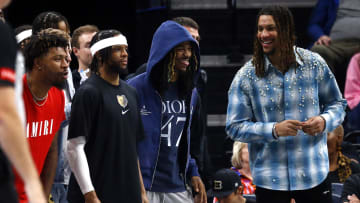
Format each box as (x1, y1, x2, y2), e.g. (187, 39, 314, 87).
(0, 21, 19, 203)
(67, 74, 144, 203)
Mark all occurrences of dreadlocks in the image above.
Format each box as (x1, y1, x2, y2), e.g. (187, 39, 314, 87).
(150, 45, 198, 99)
(89, 29, 121, 75)
(252, 5, 300, 77)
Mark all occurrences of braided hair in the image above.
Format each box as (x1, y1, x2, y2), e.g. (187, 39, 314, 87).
(32, 11, 70, 35)
(337, 151, 352, 183)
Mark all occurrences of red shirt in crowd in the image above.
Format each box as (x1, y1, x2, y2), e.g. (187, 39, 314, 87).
(14, 75, 65, 203)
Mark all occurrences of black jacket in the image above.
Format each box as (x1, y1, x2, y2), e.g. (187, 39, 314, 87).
(341, 173, 360, 202)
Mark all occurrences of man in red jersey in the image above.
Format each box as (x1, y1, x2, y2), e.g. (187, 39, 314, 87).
(14, 28, 69, 203)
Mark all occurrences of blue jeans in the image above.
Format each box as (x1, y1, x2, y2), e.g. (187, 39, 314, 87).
(50, 184, 68, 203)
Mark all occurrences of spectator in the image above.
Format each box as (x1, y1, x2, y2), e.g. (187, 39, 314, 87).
(230, 142, 254, 194)
(14, 25, 32, 52)
(309, 0, 360, 92)
(344, 53, 360, 132)
(213, 142, 255, 203)
(172, 16, 213, 191)
(32, 11, 70, 35)
(14, 28, 69, 203)
(126, 16, 201, 80)
(226, 5, 346, 203)
(31, 11, 75, 203)
(13, 24, 31, 122)
(327, 125, 360, 184)
(127, 20, 207, 203)
(71, 24, 98, 90)
(66, 29, 148, 203)
(341, 173, 360, 203)
(208, 169, 246, 203)
(307, 0, 338, 47)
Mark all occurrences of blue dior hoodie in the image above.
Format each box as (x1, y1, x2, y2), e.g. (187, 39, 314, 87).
(127, 20, 201, 192)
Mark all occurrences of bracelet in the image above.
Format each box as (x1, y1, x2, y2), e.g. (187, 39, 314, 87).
(319, 115, 326, 132)
(272, 123, 279, 139)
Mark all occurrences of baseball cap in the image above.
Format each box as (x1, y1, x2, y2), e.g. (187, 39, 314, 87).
(208, 168, 242, 198)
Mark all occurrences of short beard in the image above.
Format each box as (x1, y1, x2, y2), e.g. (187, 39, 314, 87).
(53, 80, 67, 90)
(118, 67, 129, 79)
(107, 63, 128, 76)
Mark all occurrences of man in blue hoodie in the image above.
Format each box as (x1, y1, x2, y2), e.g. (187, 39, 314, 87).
(128, 21, 207, 203)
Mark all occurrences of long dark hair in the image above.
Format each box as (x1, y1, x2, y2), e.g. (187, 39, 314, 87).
(150, 46, 198, 99)
(89, 29, 121, 74)
(252, 5, 300, 77)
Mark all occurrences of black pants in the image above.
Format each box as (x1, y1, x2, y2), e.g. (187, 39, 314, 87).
(255, 175, 332, 203)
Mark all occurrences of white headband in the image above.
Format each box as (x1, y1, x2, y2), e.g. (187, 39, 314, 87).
(16, 29, 32, 44)
(90, 35, 127, 56)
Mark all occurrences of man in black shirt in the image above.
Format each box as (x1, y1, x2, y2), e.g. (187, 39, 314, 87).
(0, 0, 45, 202)
(67, 29, 148, 203)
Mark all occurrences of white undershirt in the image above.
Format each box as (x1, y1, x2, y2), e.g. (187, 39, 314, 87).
(67, 136, 94, 194)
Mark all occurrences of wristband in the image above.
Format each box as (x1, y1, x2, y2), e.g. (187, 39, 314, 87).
(272, 123, 279, 139)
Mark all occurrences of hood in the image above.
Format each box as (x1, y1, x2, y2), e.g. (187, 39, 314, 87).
(145, 20, 200, 80)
